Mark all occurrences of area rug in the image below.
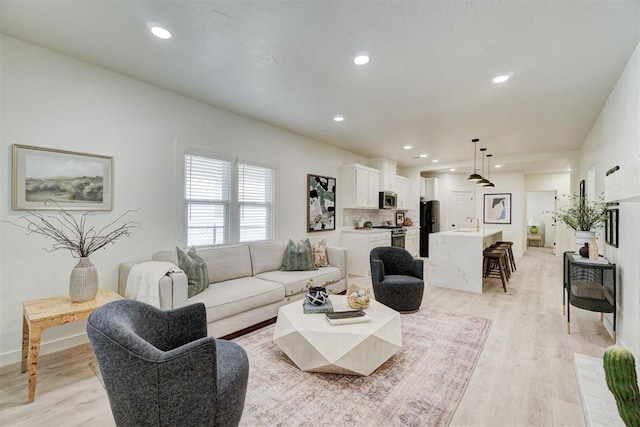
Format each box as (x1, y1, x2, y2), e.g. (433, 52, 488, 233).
(236, 309, 492, 427)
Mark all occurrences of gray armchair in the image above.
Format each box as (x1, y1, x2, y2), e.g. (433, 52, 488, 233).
(87, 299, 249, 427)
(370, 246, 424, 313)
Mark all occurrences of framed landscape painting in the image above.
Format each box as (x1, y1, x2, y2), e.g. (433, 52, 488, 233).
(12, 144, 113, 210)
(307, 174, 336, 232)
(483, 193, 512, 224)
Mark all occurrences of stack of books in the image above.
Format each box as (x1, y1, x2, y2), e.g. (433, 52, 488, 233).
(303, 299, 334, 314)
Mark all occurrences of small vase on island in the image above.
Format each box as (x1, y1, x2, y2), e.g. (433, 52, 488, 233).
(69, 257, 99, 302)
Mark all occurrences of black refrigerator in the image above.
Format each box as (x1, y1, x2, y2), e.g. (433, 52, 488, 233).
(420, 200, 440, 257)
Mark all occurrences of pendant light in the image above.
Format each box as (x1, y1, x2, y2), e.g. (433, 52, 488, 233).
(477, 148, 490, 186)
(484, 154, 495, 188)
(467, 138, 483, 182)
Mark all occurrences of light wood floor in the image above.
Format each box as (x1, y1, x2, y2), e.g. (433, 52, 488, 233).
(0, 247, 613, 426)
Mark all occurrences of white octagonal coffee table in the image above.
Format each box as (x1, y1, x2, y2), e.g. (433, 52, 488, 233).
(273, 295, 402, 376)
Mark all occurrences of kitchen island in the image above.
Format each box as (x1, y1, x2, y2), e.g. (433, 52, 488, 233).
(428, 228, 503, 293)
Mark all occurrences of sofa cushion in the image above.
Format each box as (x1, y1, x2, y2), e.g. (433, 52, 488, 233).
(312, 239, 329, 267)
(176, 246, 209, 298)
(281, 239, 317, 271)
(188, 277, 284, 322)
(198, 245, 252, 284)
(256, 266, 343, 297)
(249, 241, 286, 275)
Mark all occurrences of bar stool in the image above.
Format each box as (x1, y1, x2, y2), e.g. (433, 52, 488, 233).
(483, 249, 508, 292)
(496, 241, 516, 272)
(488, 244, 511, 280)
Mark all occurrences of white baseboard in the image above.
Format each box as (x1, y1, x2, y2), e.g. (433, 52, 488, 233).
(0, 333, 90, 368)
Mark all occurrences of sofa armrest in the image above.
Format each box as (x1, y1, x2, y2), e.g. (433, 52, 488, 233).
(119, 262, 189, 310)
(326, 246, 348, 279)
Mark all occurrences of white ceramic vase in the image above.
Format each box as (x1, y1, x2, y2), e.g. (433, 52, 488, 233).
(69, 257, 99, 302)
(575, 230, 596, 254)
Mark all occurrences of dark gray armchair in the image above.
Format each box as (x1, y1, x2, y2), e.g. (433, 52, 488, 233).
(87, 299, 249, 427)
(370, 246, 425, 313)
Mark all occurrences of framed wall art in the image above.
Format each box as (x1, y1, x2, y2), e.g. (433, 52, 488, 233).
(483, 193, 512, 224)
(12, 144, 113, 210)
(396, 212, 405, 226)
(605, 205, 619, 248)
(307, 174, 336, 232)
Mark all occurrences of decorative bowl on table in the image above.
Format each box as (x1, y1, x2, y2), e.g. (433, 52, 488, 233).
(346, 283, 371, 309)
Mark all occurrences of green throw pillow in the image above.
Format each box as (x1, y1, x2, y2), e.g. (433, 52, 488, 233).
(281, 238, 317, 271)
(176, 246, 209, 298)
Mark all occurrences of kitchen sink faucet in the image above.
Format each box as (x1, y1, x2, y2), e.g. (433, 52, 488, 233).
(466, 217, 480, 232)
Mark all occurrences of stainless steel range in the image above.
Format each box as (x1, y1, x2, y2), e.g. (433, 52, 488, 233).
(372, 226, 407, 248)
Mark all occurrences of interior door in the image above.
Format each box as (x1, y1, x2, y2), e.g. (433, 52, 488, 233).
(449, 191, 474, 230)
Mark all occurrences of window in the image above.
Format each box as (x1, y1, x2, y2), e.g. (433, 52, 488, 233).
(184, 152, 274, 247)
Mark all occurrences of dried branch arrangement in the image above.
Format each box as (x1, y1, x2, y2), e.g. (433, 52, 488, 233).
(4, 199, 140, 258)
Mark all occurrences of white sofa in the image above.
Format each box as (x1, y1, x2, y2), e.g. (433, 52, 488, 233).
(119, 241, 348, 338)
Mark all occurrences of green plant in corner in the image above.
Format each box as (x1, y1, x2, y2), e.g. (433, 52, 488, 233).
(551, 193, 608, 231)
(603, 345, 640, 426)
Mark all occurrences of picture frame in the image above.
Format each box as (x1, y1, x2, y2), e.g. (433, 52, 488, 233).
(483, 193, 512, 224)
(307, 174, 336, 232)
(605, 206, 619, 248)
(396, 212, 405, 226)
(12, 144, 113, 210)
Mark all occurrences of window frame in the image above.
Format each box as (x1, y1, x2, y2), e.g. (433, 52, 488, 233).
(183, 148, 276, 248)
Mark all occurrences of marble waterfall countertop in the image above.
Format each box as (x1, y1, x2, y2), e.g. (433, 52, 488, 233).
(428, 228, 503, 293)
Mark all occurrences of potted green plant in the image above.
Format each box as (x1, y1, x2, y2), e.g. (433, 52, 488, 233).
(552, 193, 608, 252)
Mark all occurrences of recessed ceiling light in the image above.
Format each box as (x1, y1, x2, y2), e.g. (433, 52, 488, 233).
(495, 164, 502, 168)
(151, 26, 172, 40)
(419, 154, 428, 158)
(403, 145, 413, 150)
(353, 54, 370, 65)
(450, 168, 456, 172)
(567, 168, 572, 172)
(492, 74, 510, 83)
(432, 159, 439, 163)
(333, 115, 344, 122)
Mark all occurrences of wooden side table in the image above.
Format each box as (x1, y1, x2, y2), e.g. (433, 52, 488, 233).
(21, 288, 122, 402)
(527, 233, 543, 247)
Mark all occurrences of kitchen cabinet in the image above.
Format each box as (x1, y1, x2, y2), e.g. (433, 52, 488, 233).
(423, 177, 440, 201)
(368, 158, 397, 192)
(395, 176, 411, 210)
(339, 164, 380, 209)
(341, 229, 391, 276)
(405, 227, 420, 257)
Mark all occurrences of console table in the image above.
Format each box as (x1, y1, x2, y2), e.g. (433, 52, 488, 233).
(562, 252, 616, 342)
(21, 289, 122, 402)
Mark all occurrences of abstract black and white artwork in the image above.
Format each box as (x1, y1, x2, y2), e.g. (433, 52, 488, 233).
(307, 174, 336, 232)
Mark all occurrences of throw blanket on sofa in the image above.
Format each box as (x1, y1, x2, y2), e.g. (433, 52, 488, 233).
(125, 261, 182, 308)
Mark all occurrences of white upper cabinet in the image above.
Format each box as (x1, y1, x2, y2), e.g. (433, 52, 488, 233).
(395, 176, 412, 210)
(368, 158, 397, 192)
(423, 177, 440, 201)
(339, 164, 381, 209)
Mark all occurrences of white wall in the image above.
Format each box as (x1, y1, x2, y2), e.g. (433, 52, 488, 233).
(0, 36, 366, 364)
(578, 41, 640, 356)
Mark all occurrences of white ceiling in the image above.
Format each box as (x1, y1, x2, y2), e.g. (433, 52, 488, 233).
(2, 1, 639, 174)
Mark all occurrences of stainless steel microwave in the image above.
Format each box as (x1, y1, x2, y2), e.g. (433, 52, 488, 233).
(379, 191, 397, 209)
